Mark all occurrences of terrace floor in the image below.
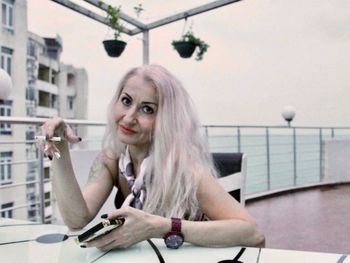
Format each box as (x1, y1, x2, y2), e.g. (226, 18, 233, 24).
(246, 183, 350, 255)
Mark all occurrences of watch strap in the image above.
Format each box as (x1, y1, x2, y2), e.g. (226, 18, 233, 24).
(171, 218, 182, 233)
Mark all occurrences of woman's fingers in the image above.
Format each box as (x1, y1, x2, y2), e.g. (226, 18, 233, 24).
(87, 227, 126, 249)
(107, 206, 135, 219)
(41, 117, 65, 138)
(45, 141, 61, 159)
(37, 118, 81, 157)
(63, 124, 82, 144)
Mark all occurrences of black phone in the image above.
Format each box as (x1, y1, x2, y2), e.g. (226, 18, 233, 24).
(75, 217, 125, 245)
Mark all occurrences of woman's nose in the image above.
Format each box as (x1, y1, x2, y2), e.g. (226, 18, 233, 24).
(123, 107, 137, 123)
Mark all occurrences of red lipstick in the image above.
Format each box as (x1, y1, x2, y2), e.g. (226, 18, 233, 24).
(119, 124, 136, 135)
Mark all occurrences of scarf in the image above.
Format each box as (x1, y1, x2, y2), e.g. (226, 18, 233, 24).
(118, 147, 151, 209)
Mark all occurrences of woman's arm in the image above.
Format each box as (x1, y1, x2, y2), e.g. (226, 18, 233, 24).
(86, 171, 264, 249)
(40, 117, 116, 230)
(180, 171, 265, 247)
(51, 143, 115, 230)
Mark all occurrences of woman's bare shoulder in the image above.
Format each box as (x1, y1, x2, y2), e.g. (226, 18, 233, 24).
(93, 148, 119, 178)
(99, 148, 118, 161)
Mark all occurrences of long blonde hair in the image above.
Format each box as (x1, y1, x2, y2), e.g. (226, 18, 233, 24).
(103, 64, 217, 220)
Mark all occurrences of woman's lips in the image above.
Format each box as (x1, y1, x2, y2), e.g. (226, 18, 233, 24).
(119, 124, 136, 135)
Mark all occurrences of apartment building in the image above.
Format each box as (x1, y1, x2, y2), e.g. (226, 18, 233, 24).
(1, 0, 29, 221)
(0, 0, 88, 223)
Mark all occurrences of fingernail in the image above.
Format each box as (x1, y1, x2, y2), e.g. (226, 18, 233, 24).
(80, 244, 87, 248)
(54, 152, 61, 159)
(48, 155, 52, 161)
(101, 213, 108, 219)
(78, 137, 82, 142)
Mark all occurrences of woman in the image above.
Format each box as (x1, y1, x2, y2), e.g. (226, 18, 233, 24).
(40, 64, 264, 250)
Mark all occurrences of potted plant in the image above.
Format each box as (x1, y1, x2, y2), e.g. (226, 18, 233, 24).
(102, 4, 126, 57)
(171, 31, 209, 61)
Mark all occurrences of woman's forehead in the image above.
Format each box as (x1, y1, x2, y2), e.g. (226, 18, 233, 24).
(122, 76, 158, 102)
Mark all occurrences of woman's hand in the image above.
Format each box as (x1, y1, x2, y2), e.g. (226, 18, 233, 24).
(86, 207, 168, 250)
(39, 117, 81, 159)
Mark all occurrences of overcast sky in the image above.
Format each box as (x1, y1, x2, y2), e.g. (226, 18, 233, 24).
(27, 0, 350, 127)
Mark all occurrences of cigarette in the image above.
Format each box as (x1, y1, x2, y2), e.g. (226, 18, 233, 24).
(54, 151, 61, 159)
(35, 135, 62, 142)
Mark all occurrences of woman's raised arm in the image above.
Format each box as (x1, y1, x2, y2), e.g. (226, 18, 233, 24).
(39, 117, 116, 230)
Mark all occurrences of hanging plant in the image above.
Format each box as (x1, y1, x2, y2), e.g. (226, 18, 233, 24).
(172, 31, 209, 61)
(133, 3, 144, 18)
(101, 3, 127, 57)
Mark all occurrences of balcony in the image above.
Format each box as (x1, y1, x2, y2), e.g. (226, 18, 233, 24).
(36, 106, 58, 118)
(36, 80, 58, 94)
(0, 117, 350, 254)
(38, 56, 59, 71)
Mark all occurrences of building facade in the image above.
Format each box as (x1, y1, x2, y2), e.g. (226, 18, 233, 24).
(0, 0, 88, 223)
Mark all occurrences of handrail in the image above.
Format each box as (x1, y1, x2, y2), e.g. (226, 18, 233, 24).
(0, 178, 51, 190)
(1, 116, 350, 224)
(2, 116, 350, 129)
(0, 116, 105, 126)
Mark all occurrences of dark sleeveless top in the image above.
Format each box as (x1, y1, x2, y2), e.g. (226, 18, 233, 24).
(114, 169, 127, 209)
(113, 161, 206, 221)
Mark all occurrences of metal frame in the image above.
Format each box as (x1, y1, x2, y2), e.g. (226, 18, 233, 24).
(50, 0, 243, 64)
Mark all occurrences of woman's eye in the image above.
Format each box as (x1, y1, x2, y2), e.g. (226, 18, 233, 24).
(121, 97, 131, 106)
(141, 106, 154, 114)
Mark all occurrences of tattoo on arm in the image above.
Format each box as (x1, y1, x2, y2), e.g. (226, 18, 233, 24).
(87, 152, 112, 184)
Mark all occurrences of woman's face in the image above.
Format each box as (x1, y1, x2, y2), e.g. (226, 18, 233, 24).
(114, 75, 158, 149)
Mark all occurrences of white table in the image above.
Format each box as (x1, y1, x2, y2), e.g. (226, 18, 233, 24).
(0, 218, 349, 263)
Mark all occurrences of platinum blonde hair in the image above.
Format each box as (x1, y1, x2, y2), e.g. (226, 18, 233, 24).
(103, 64, 217, 220)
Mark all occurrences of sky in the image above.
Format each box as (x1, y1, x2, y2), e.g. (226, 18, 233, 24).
(27, 0, 350, 127)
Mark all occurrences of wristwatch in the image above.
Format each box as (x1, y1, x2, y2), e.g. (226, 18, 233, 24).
(164, 218, 184, 249)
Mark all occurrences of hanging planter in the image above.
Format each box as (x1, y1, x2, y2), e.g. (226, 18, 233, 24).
(102, 4, 127, 58)
(172, 31, 209, 61)
(102, 39, 127, 57)
(172, 41, 196, 58)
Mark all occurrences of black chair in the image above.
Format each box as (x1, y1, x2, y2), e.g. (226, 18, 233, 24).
(212, 153, 247, 206)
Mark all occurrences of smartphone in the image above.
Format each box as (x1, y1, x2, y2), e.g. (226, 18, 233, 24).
(75, 217, 125, 245)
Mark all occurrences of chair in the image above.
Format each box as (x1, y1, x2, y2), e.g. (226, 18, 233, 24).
(212, 153, 247, 206)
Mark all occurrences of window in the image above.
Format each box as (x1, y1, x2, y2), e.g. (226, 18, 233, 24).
(25, 130, 35, 141)
(44, 167, 50, 180)
(0, 100, 12, 135)
(38, 91, 49, 107)
(51, 94, 57, 108)
(44, 191, 51, 207)
(51, 71, 57, 85)
(0, 46, 13, 75)
(1, 0, 14, 32)
(67, 73, 75, 86)
(27, 40, 37, 58)
(67, 96, 74, 111)
(26, 86, 36, 101)
(0, 151, 12, 185)
(1, 202, 13, 218)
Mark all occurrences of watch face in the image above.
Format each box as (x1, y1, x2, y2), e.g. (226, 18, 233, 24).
(165, 234, 184, 249)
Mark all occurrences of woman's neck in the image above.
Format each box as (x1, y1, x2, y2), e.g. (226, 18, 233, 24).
(128, 144, 150, 174)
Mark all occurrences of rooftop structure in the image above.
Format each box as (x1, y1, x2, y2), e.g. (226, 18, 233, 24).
(0, 0, 88, 223)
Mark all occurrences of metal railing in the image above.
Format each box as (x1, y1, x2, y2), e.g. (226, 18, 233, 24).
(1, 116, 350, 223)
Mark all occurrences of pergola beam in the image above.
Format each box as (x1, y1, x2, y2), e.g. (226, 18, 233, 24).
(82, 0, 147, 30)
(132, 0, 243, 34)
(51, 0, 242, 36)
(50, 0, 133, 35)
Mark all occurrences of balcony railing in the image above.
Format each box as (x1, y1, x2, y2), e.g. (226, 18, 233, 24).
(1, 116, 350, 224)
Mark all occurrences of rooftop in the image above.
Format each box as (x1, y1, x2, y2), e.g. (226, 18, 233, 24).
(246, 183, 350, 255)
